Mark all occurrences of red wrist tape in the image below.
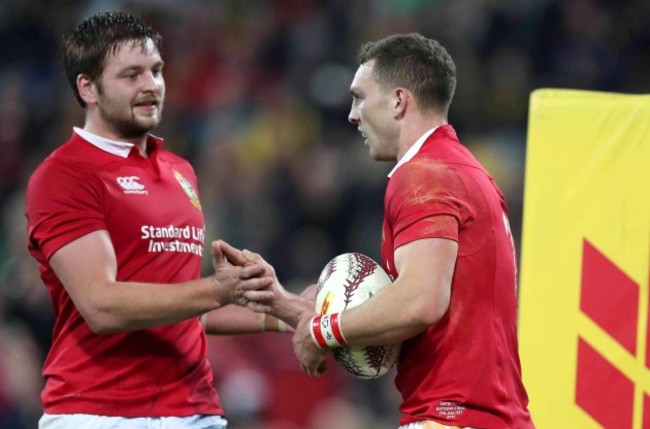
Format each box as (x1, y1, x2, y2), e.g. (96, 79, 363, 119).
(309, 313, 348, 348)
(310, 316, 327, 348)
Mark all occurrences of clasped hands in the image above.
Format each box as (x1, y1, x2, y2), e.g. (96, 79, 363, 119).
(215, 239, 329, 377)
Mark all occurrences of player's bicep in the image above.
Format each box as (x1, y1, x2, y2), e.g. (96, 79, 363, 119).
(50, 230, 118, 313)
(393, 237, 458, 323)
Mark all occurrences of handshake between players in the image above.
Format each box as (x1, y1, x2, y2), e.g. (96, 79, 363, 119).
(217, 240, 328, 377)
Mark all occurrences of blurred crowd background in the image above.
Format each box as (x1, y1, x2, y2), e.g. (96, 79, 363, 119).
(1, 0, 649, 428)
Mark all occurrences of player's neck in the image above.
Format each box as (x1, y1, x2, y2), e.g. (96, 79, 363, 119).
(83, 119, 149, 157)
(396, 113, 447, 160)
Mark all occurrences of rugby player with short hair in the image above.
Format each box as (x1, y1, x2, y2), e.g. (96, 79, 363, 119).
(25, 11, 308, 429)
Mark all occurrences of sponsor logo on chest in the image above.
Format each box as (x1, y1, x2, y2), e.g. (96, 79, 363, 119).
(117, 176, 148, 195)
(141, 224, 205, 256)
(115, 172, 202, 212)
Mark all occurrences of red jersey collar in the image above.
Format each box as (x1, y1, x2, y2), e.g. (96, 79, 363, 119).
(387, 125, 440, 178)
(73, 127, 163, 158)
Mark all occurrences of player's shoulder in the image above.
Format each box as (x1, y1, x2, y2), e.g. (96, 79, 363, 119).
(31, 143, 79, 178)
(158, 147, 192, 166)
(28, 140, 101, 193)
(393, 155, 456, 184)
(388, 156, 468, 206)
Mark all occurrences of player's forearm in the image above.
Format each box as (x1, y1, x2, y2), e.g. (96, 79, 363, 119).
(202, 305, 288, 335)
(270, 290, 313, 328)
(79, 276, 223, 334)
(338, 240, 454, 347)
(338, 278, 447, 347)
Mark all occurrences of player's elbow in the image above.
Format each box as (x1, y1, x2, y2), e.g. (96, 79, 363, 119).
(82, 311, 122, 334)
(76, 299, 124, 335)
(410, 296, 449, 327)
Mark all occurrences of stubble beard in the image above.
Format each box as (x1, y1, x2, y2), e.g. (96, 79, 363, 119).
(100, 102, 163, 140)
(95, 83, 164, 140)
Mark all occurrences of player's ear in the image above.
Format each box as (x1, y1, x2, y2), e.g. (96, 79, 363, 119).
(393, 87, 408, 119)
(77, 74, 98, 105)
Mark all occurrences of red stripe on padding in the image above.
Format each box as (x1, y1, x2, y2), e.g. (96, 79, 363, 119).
(575, 337, 633, 429)
(580, 239, 639, 355)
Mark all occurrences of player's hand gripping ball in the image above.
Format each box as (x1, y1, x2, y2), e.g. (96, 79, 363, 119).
(314, 253, 401, 379)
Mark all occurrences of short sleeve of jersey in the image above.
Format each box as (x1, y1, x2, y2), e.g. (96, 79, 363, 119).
(387, 157, 472, 250)
(26, 158, 106, 260)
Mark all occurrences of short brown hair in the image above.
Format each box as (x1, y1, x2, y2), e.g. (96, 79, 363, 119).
(63, 11, 163, 107)
(358, 33, 456, 115)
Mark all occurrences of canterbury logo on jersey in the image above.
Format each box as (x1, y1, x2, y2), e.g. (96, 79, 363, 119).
(116, 176, 148, 195)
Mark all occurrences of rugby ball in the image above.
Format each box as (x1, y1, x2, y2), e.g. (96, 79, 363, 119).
(315, 252, 401, 379)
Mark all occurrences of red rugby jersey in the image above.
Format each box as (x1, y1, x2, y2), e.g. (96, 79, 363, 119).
(382, 125, 533, 428)
(25, 130, 222, 417)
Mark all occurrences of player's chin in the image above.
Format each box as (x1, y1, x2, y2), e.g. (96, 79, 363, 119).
(137, 116, 161, 129)
(367, 146, 380, 160)
(133, 110, 161, 125)
(370, 150, 391, 162)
